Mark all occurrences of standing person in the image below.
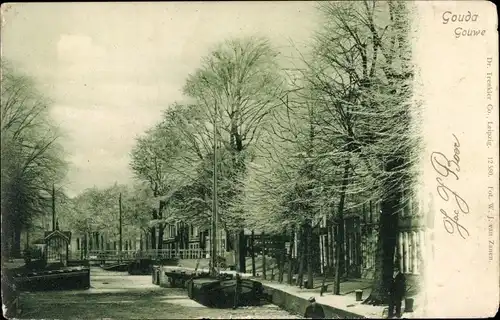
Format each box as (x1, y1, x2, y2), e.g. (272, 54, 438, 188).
(388, 266, 406, 318)
(233, 273, 242, 309)
(304, 297, 325, 319)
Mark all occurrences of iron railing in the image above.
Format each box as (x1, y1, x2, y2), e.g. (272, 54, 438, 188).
(70, 249, 208, 261)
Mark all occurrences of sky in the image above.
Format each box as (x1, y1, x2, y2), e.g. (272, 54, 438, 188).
(1, 2, 319, 197)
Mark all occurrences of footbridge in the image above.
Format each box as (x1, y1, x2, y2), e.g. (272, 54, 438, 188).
(70, 249, 208, 263)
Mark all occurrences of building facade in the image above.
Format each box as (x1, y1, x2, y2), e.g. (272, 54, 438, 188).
(317, 197, 425, 280)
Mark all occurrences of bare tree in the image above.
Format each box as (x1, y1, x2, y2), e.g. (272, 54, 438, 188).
(183, 36, 286, 273)
(314, 0, 419, 304)
(130, 102, 216, 249)
(1, 62, 67, 258)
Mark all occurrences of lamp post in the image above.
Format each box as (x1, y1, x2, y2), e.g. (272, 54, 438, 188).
(52, 184, 56, 231)
(119, 192, 123, 261)
(210, 102, 219, 277)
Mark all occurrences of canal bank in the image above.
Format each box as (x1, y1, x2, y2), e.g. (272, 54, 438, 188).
(20, 267, 300, 319)
(154, 262, 422, 319)
(155, 265, 374, 318)
(259, 279, 423, 319)
(260, 281, 375, 319)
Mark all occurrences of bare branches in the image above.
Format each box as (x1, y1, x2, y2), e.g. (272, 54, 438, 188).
(123, 3, 418, 261)
(184, 37, 285, 152)
(1, 63, 67, 250)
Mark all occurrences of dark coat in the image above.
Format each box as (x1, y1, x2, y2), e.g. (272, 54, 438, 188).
(304, 304, 325, 319)
(391, 272, 406, 298)
(235, 275, 242, 292)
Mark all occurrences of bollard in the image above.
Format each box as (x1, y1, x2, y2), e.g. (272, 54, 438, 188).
(355, 289, 363, 301)
(320, 284, 328, 296)
(404, 298, 414, 312)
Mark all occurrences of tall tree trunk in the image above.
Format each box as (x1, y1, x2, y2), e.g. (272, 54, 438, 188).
(364, 199, 399, 305)
(334, 159, 350, 295)
(80, 236, 84, 260)
(1, 221, 10, 260)
(82, 233, 87, 259)
(157, 200, 165, 250)
(157, 225, 164, 251)
(151, 208, 158, 252)
(150, 227, 156, 252)
(179, 224, 184, 250)
(229, 123, 247, 275)
(237, 229, 246, 273)
(95, 232, 99, 251)
(278, 233, 286, 283)
(251, 230, 256, 276)
(345, 220, 351, 277)
(329, 223, 335, 272)
(324, 219, 330, 275)
(355, 217, 362, 277)
(364, 158, 403, 305)
(313, 230, 321, 273)
(297, 226, 305, 288)
(306, 221, 313, 289)
(262, 233, 267, 280)
(287, 229, 295, 285)
(12, 228, 22, 258)
(334, 223, 341, 294)
(88, 232, 93, 251)
(139, 233, 143, 251)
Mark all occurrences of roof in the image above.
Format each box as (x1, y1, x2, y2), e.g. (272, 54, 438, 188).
(44, 230, 71, 243)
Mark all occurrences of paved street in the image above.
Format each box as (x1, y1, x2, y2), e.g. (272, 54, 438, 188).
(20, 267, 301, 319)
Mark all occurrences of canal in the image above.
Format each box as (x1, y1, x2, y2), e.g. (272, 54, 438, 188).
(20, 267, 301, 319)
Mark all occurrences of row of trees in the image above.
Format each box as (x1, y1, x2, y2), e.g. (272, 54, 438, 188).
(0, 0, 419, 306)
(56, 183, 158, 255)
(128, 0, 420, 305)
(1, 61, 67, 259)
(0, 63, 154, 256)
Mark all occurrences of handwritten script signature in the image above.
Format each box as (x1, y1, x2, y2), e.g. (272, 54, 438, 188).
(430, 134, 470, 239)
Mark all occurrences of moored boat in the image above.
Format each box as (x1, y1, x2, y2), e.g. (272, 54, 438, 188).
(186, 274, 264, 308)
(163, 266, 210, 288)
(100, 263, 128, 272)
(11, 267, 90, 291)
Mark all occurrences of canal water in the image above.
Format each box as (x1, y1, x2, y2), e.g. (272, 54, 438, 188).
(20, 267, 301, 319)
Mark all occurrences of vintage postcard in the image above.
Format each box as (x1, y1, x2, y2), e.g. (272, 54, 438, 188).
(1, 1, 498, 319)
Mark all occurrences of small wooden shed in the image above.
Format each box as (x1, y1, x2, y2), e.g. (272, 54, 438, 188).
(44, 223, 71, 266)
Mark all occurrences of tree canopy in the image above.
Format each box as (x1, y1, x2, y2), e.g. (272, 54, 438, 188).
(1, 61, 68, 257)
